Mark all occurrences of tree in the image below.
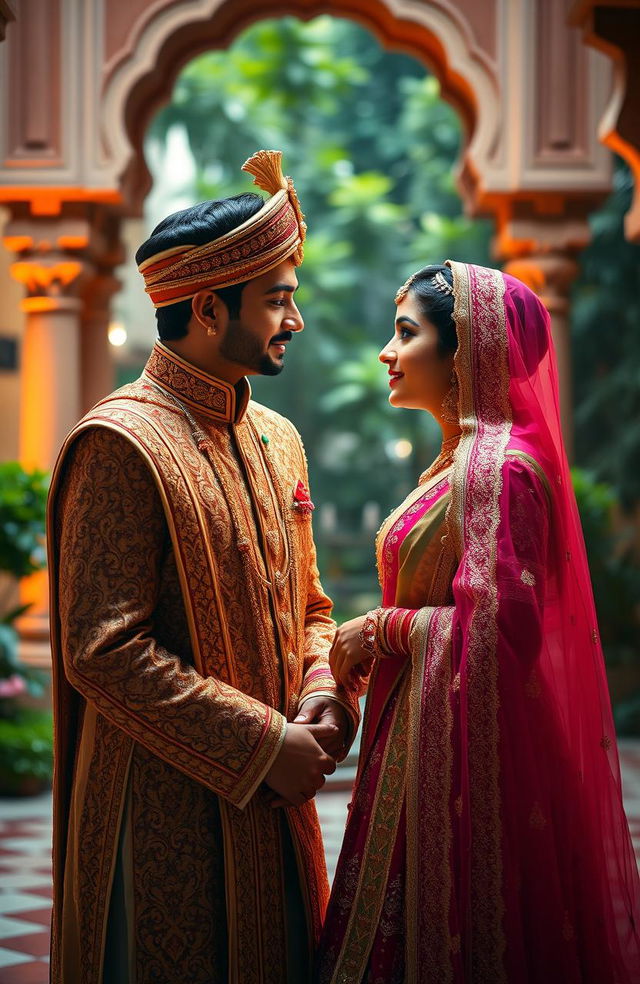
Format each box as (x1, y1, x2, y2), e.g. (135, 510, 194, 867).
(149, 15, 492, 534)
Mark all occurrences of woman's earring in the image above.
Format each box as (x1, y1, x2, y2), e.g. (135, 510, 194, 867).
(441, 370, 459, 424)
(207, 325, 216, 337)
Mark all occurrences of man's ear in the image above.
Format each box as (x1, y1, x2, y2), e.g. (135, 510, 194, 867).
(191, 289, 226, 335)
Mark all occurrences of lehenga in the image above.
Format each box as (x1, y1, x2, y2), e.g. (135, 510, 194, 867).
(317, 261, 640, 983)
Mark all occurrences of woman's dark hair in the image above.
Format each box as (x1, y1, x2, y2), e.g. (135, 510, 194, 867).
(403, 263, 457, 356)
(135, 193, 265, 341)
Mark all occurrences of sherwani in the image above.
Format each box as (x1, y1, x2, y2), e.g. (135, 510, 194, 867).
(47, 342, 358, 984)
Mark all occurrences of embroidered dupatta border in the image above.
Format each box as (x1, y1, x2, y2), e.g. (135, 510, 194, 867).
(405, 606, 455, 983)
(328, 671, 411, 984)
(446, 260, 511, 981)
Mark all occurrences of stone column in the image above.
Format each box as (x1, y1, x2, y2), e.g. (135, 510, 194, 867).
(79, 208, 123, 412)
(3, 213, 93, 666)
(80, 271, 120, 412)
(571, 2, 640, 241)
(494, 203, 597, 462)
(501, 251, 580, 462)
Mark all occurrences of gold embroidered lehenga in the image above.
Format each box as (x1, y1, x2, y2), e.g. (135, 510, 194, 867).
(47, 342, 359, 984)
(317, 262, 640, 983)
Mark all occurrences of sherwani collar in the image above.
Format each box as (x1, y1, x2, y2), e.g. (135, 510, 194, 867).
(143, 341, 251, 424)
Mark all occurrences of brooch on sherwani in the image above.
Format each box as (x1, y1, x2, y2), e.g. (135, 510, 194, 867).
(292, 480, 315, 513)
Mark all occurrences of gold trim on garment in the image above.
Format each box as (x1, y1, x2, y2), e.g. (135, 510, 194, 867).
(405, 606, 455, 982)
(446, 260, 510, 980)
(329, 672, 411, 983)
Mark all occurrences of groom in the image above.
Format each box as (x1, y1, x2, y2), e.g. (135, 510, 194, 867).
(47, 151, 359, 984)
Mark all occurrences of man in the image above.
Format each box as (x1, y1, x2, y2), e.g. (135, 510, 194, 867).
(47, 150, 359, 984)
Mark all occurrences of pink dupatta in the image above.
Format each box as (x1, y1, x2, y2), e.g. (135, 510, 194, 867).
(318, 261, 639, 983)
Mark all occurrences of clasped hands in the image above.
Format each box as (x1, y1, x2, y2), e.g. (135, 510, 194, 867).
(265, 617, 372, 808)
(265, 695, 350, 808)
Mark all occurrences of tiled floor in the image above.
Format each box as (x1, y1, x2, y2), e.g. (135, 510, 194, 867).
(1, 741, 639, 984)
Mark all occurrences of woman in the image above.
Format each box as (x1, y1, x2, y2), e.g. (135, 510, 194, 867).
(317, 261, 640, 983)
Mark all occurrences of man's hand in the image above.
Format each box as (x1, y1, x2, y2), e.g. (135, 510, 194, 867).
(265, 723, 337, 808)
(329, 615, 373, 689)
(294, 697, 350, 760)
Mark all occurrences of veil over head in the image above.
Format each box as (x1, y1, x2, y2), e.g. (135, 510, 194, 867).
(318, 260, 639, 984)
(444, 259, 639, 980)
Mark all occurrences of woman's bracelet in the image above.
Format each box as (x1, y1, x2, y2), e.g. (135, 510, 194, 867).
(359, 607, 385, 658)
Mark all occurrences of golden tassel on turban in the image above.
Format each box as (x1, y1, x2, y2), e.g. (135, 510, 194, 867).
(138, 150, 306, 308)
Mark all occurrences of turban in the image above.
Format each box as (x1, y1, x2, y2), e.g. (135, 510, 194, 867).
(138, 150, 306, 308)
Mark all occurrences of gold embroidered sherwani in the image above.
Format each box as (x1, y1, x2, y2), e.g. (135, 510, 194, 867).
(47, 342, 358, 984)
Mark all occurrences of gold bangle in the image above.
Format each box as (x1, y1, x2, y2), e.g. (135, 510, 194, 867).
(359, 607, 384, 658)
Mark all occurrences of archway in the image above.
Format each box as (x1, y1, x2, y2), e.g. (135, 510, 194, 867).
(102, 0, 500, 218)
(0, 0, 613, 663)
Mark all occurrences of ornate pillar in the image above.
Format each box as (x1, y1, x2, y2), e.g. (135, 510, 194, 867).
(494, 202, 596, 462)
(3, 208, 94, 665)
(80, 271, 119, 411)
(501, 251, 580, 461)
(571, 1, 640, 241)
(80, 210, 123, 411)
(4, 210, 95, 470)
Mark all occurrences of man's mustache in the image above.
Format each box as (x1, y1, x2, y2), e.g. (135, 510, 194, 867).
(270, 331, 293, 344)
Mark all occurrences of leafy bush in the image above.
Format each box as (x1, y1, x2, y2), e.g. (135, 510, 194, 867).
(0, 462, 48, 582)
(572, 468, 640, 666)
(0, 709, 53, 794)
(0, 462, 50, 791)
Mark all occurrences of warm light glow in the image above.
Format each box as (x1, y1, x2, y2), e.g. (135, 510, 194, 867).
(394, 439, 413, 459)
(108, 321, 127, 347)
(0, 186, 123, 216)
(11, 259, 83, 291)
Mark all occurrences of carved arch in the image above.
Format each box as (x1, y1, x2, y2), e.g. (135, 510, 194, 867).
(100, 0, 501, 215)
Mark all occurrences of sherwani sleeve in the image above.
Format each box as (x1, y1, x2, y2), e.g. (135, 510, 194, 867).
(54, 427, 286, 810)
(290, 433, 361, 740)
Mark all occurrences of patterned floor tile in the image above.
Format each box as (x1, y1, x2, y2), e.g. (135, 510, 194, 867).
(0, 961, 49, 983)
(0, 932, 50, 958)
(0, 735, 638, 968)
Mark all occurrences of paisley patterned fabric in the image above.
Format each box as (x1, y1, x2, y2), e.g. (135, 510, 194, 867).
(47, 342, 359, 984)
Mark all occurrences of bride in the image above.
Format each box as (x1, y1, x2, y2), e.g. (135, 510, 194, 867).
(316, 261, 640, 983)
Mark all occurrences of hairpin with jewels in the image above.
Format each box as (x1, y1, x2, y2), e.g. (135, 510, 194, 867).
(433, 270, 454, 296)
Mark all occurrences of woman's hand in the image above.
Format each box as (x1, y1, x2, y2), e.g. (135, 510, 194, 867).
(329, 615, 374, 688)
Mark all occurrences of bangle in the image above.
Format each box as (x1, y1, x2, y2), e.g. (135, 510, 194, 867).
(376, 608, 394, 657)
(359, 608, 384, 658)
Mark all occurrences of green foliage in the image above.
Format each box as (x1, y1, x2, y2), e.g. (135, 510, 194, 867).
(572, 468, 640, 665)
(572, 160, 640, 508)
(0, 463, 49, 737)
(0, 462, 48, 582)
(149, 16, 492, 519)
(0, 709, 53, 793)
(147, 16, 638, 671)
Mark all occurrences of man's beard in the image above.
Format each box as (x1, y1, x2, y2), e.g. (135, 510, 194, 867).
(220, 319, 287, 376)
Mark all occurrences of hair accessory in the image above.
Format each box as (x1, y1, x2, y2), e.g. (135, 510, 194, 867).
(433, 271, 454, 296)
(394, 271, 417, 304)
(138, 150, 306, 308)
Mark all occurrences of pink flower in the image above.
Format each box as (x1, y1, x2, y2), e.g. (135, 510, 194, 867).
(293, 480, 315, 513)
(0, 674, 28, 698)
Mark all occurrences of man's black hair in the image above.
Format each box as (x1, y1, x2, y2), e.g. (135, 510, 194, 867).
(135, 193, 265, 341)
(403, 263, 457, 357)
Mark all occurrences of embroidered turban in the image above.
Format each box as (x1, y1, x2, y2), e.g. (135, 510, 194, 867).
(138, 150, 306, 308)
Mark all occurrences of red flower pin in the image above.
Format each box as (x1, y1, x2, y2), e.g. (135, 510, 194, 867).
(292, 480, 315, 513)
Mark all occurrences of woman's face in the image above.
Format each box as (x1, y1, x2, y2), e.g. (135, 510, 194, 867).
(379, 290, 454, 415)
